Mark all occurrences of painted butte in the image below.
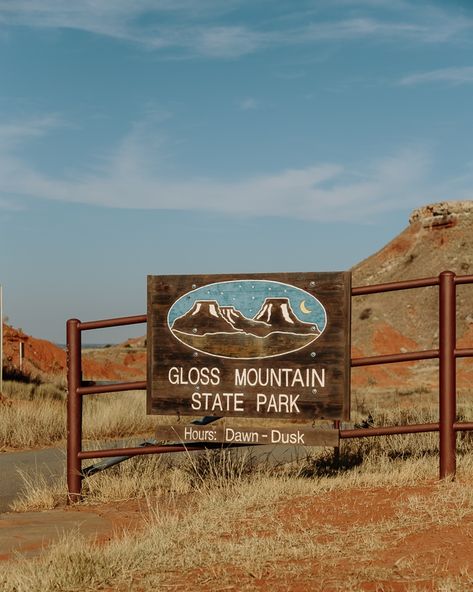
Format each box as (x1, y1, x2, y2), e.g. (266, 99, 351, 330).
(170, 296, 322, 359)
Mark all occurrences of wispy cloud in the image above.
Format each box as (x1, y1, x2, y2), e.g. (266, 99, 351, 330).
(0, 115, 438, 223)
(195, 26, 269, 58)
(400, 66, 473, 86)
(0, 115, 62, 150)
(0, 1, 268, 57)
(0, 1, 472, 58)
(301, 17, 423, 42)
(238, 98, 259, 111)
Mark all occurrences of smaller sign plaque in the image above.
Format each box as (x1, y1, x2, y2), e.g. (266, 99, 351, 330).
(156, 424, 339, 447)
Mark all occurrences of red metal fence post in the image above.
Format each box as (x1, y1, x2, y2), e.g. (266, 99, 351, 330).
(67, 318, 83, 501)
(439, 271, 457, 479)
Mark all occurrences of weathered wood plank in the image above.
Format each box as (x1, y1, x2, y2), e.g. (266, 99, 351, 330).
(156, 424, 340, 447)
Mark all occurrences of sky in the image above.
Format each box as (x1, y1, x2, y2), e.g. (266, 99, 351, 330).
(0, 0, 472, 344)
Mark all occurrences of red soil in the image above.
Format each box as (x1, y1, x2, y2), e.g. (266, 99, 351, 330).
(3, 483, 473, 590)
(2, 323, 146, 383)
(371, 322, 419, 356)
(141, 483, 473, 591)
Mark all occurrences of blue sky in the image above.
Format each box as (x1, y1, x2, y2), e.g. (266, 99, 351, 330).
(0, 0, 472, 343)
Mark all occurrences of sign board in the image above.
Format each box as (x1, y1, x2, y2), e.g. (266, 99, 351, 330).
(156, 424, 339, 447)
(147, 272, 351, 423)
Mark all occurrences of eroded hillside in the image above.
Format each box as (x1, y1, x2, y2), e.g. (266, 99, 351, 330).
(351, 200, 473, 391)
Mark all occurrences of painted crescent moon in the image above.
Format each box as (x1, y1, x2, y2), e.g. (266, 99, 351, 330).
(300, 300, 311, 314)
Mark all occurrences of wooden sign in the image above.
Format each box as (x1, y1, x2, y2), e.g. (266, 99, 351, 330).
(147, 272, 351, 421)
(156, 424, 339, 447)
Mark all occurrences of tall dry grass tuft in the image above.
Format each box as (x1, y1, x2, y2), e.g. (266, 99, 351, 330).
(1, 383, 159, 449)
(178, 447, 259, 491)
(0, 399, 65, 449)
(2, 379, 66, 401)
(81, 453, 172, 504)
(11, 468, 67, 512)
(1, 531, 142, 592)
(82, 391, 157, 440)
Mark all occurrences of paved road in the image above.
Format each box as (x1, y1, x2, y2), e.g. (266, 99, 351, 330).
(0, 447, 66, 513)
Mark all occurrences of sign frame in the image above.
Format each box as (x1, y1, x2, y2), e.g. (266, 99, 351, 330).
(147, 272, 351, 422)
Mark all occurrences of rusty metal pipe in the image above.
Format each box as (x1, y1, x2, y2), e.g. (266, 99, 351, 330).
(439, 271, 457, 479)
(454, 275, 473, 285)
(78, 442, 248, 460)
(66, 319, 83, 502)
(352, 277, 438, 296)
(351, 349, 438, 367)
(78, 314, 147, 331)
(340, 423, 440, 439)
(454, 422, 473, 431)
(78, 380, 147, 396)
(78, 445, 209, 459)
(455, 348, 473, 358)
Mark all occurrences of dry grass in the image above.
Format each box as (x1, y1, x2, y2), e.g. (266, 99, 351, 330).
(5, 395, 473, 590)
(397, 483, 473, 526)
(0, 381, 158, 449)
(83, 391, 158, 440)
(4, 379, 473, 589)
(10, 467, 66, 512)
(4, 470, 473, 591)
(0, 380, 66, 449)
(0, 399, 66, 449)
(6, 379, 473, 511)
(11, 427, 473, 512)
(2, 378, 66, 401)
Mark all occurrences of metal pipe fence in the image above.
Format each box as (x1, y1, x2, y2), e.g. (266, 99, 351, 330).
(67, 270, 473, 501)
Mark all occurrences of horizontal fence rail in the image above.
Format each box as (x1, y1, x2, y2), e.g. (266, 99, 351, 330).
(351, 276, 439, 296)
(67, 271, 473, 501)
(78, 442, 234, 460)
(77, 381, 147, 396)
(351, 349, 439, 367)
(77, 315, 147, 331)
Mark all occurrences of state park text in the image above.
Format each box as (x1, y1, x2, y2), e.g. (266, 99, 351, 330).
(167, 365, 327, 414)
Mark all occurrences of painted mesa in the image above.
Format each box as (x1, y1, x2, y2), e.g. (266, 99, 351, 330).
(147, 272, 350, 445)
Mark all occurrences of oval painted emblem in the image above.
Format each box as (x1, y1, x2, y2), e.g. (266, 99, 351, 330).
(167, 280, 327, 359)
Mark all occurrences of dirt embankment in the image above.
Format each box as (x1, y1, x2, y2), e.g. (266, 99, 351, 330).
(351, 201, 473, 390)
(2, 324, 146, 384)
